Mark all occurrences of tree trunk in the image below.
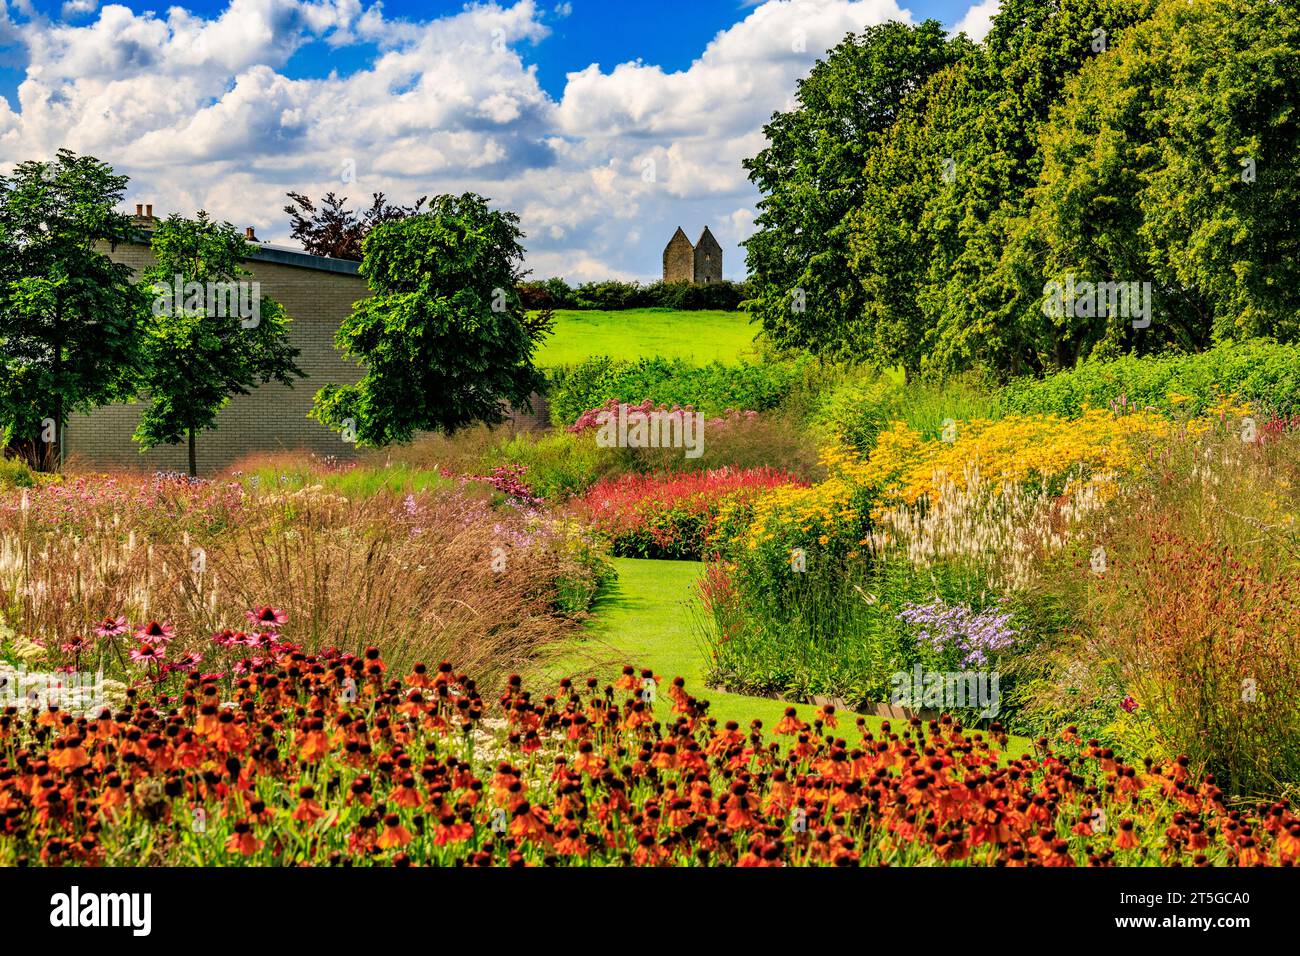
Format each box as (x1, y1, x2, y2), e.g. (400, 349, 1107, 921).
(187, 427, 197, 478)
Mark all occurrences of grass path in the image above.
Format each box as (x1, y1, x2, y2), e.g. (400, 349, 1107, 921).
(545, 557, 848, 731)
(545, 557, 1031, 754)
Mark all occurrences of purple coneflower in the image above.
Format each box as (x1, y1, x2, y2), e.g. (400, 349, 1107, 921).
(246, 606, 288, 629)
(129, 644, 165, 666)
(135, 620, 176, 645)
(93, 616, 129, 638)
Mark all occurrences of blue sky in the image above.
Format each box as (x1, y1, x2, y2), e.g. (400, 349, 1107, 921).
(0, 0, 998, 280)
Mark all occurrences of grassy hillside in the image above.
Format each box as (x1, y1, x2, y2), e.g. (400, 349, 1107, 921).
(536, 307, 757, 366)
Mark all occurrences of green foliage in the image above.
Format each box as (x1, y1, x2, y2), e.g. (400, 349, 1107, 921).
(814, 373, 1005, 452)
(744, 19, 968, 362)
(484, 431, 625, 501)
(1001, 340, 1300, 419)
(750, 0, 1300, 377)
(0, 456, 34, 489)
(311, 193, 550, 446)
(547, 356, 804, 427)
(518, 278, 750, 311)
(0, 149, 148, 467)
(1019, 0, 1300, 356)
(137, 212, 304, 474)
(848, 0, 1156, 378)
(702, 557, 1019, 714)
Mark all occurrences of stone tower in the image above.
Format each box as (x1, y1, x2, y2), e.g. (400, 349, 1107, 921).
(663, 227, 694, 283)
(693, 226, 722, 285)
(662, 226, 723, 284)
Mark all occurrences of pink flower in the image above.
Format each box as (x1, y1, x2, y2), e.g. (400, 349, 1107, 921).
(135, 620, 175, 645)
(246, 606, 288, 629)
(129, 644, 165, 666)
(211, 628, 241, 647)
(60, 635, 90, 654)
(1120, 695, 1139, 714)
(93, 616, 129, 638)
(164, 651, 203, 674)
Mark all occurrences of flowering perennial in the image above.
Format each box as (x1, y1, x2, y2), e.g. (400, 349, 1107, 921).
(1, 642, 1295, 867)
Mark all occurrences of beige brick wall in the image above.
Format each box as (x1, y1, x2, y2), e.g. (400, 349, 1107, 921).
(64, 241, 369, 475)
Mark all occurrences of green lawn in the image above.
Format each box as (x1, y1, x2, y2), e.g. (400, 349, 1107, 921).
(535, 308, 757, 366)
(544, 557, 822, 730)
(544, 557, 1032, 753)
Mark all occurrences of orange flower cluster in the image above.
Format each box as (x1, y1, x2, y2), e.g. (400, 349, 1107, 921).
(0, 646, 1295, 866)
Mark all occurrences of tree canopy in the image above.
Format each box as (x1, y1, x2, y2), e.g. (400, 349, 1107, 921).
(745, 0, 1299, 379)
(137, 212, 303, 476)
(311, 193, 551, 447)
(284, 191, 427, 261)
(0, 149, 148, 467)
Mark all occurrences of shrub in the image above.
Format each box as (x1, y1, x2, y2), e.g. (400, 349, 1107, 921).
(1001, 339, 1300, 420)
(814, 374, 1004, 453)
(548, 357, 802, 428)
(0, 456, 35, 489)
(570, 467, 802, 560)
(517, 277, 751, 311)
(699, 555, 1007, 710)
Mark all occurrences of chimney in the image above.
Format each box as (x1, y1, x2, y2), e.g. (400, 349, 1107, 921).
(130, 201, 157, 233)
(245, 227, 257, 241)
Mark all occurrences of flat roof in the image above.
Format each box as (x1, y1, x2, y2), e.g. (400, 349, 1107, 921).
(127, 228, 361, 276)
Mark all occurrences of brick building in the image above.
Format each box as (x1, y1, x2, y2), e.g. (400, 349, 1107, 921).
(662, 226, 722, 284)
(64, 207, 369, 475)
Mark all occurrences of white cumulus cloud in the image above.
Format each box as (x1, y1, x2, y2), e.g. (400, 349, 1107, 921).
(0, 0, 915, 281)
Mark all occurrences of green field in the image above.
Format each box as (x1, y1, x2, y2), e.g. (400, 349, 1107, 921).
(535, 307, 757, 366)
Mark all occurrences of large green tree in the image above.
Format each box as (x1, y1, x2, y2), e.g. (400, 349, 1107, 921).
(1013, 0, 1300, 358)
(742, 20, 969, 362)
(136, 212, 303, 476)
(848, 0, 1155, 378)
(311, 193, 551, 447)
(0, 149, 148, 469)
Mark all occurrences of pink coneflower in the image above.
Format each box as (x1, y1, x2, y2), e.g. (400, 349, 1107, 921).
(93, 616, 129, 638)
(246, 606, 288, 629)
(60, 635, 90, 654)
(211, 628, 241, 647)
(1120, 695, 1139, 714)
(129, 644, 165, 666)
(241, 631, 270, 648)
(232, 657, 267, 675)
(135, 620, 175, 645)
(165, 651, 203, 674)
